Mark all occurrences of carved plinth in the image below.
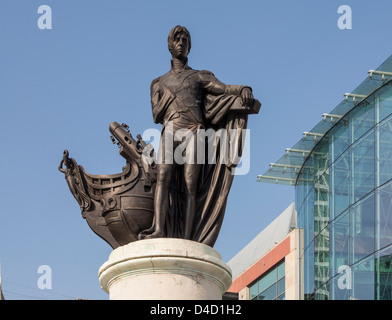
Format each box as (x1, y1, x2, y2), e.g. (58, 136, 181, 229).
(98, 238, 232, 300)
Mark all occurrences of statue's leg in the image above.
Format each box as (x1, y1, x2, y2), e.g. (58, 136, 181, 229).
(139, 127, 176, 240)
(183, 162, 202, 240)
(147, 163, 175, 238)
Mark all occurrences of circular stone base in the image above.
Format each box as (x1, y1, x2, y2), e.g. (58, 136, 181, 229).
(98, 238, 232, 300)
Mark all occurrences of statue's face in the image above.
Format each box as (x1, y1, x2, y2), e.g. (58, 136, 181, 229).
(170, 31, 189, 60)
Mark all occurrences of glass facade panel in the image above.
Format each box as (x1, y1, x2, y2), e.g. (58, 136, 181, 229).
(314, 229, 330, 289)
(303, 188, 315, 249)
(314, 139, 330, 236)
(330, 274, 350, 300)
(377, 84, 392, 122)
(351, 193, 375, 264)
(303, 242, 315, 300)
(351, 132, 375, 204)
(330, 211, 350, 278)
(313, 138, 329, 178)
(330, 119, 349, 163)
(377, 117, 392, 187)
(376, 245, 392, 300)
(296, 186, 304, 218)
(297, 159, 314, 237)
(296, 173, 306, 213)
(378, 182, 392, 249)
(350, 100, 374, 143)
(351, 256, 375, 300)
(331, 151, 350, 219)
(314, 282, 329, 300)
(314, 173, 329, 236)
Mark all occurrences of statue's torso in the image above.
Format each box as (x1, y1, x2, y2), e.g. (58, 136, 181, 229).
(157, 68, 206, 126)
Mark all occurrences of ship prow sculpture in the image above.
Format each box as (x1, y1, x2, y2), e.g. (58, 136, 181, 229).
(59, 122, 157, 249)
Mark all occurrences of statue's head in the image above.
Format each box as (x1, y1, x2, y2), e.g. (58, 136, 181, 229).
(167, 25, 191, 60)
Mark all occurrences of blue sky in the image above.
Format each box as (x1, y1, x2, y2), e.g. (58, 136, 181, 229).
(1, 0, 392, 300)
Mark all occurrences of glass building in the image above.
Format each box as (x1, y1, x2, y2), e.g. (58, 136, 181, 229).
(258, 54, 392, 300)
(249, 260, 286, 300)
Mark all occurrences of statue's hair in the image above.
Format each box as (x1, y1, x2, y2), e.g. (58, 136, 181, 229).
(167, 25, 191, 54)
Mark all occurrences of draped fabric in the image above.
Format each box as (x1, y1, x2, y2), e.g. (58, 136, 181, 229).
(161, 94, 248, 247)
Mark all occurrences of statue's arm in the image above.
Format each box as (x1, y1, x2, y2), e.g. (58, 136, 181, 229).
(150, 77, 175, 124)
(199, 70, 254, 105)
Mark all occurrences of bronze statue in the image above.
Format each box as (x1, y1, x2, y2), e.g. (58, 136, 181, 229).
(59, 25, 260, 249)
(139, 25, 259, 245)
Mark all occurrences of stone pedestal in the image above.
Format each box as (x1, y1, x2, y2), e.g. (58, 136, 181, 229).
(98, 238, 232, 300)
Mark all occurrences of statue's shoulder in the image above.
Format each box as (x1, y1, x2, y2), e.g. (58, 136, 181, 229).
(150, 72, 167, 90)
(199, 70, 215, 76)
(151, 70, 172, 86)
(151, 76, 160, 87)
(197, 70, 216, 80)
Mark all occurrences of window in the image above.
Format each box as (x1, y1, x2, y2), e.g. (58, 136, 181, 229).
(249, 260, 285, 300)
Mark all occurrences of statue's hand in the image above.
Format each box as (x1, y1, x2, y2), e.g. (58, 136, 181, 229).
(241, 87, 254, 107)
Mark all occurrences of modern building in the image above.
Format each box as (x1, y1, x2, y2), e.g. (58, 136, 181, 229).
(226, 203, 303, 300)
(256, 54, 392, 300)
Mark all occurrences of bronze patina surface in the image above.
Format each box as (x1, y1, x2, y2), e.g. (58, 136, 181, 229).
(60, 26, 260, 248)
